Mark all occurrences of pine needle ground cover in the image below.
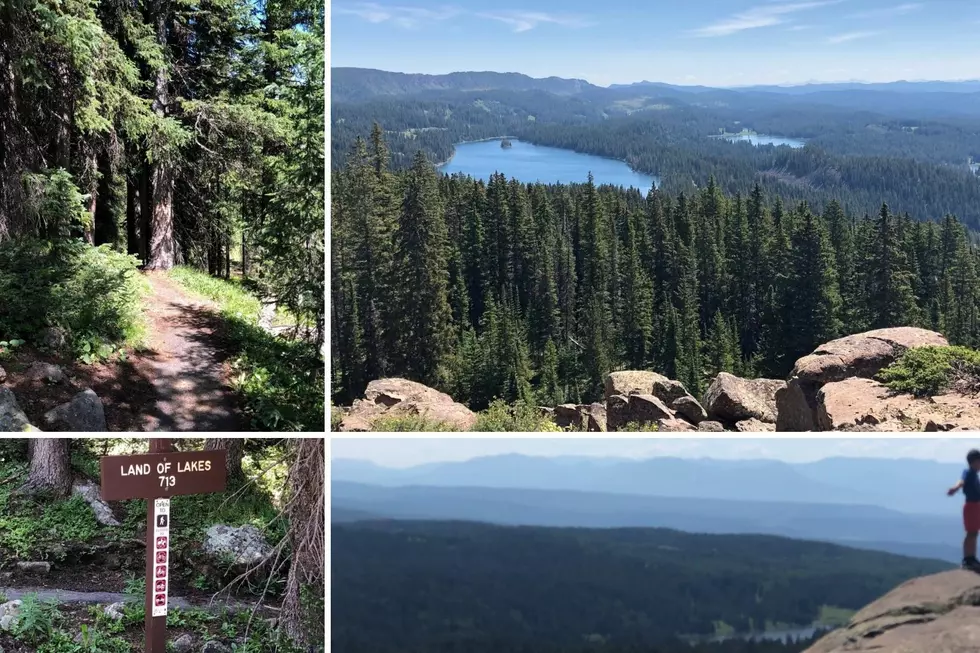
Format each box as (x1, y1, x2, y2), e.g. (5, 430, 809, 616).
(168, 267, 325, 431)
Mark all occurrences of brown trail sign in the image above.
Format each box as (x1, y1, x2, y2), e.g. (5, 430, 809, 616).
(100, 439, 228, 653)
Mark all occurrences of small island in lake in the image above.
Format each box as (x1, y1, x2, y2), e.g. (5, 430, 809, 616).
(500, 138, 513, 148)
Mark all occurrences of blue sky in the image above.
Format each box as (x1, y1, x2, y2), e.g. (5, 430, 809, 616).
(331, 437, 980, 467)
(330, 0, 980, 86)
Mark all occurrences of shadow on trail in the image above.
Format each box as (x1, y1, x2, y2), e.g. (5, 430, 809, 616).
(139, 300, 244, 432)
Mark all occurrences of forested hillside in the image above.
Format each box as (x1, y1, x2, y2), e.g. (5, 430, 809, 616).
(332, 519, 948, 653)
(331, 72, 980, 229)
(331, 129, 980, 407)
(0, 0, 324, 430)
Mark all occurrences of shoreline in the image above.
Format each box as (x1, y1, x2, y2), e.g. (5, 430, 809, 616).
(433, 135, 517, 169)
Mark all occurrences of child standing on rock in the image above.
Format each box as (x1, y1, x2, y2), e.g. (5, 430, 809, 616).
(947, 448, 980, 570)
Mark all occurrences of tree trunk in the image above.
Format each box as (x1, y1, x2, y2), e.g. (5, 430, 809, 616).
(84, 151, 97, 244)
(280, 438, 324, 648)
(126, 178, 139, 255)
(146, 7, 174, 270)
(19, 438, 73, 498)
(139, 163, 152, 264)
(204, 438, 244, 482)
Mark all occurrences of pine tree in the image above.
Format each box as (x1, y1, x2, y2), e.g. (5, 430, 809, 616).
(785, 203, 842, 362)
(392, 150, 454, 386)
(866, 203, 918, 329)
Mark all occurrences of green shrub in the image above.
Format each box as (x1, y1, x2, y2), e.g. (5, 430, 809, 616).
(372, 415, 460, 431)
(12, 593, 60, 645)
(0, 238, 148, 349)
(474, 400, 562, 432)
(618, 421, 660, 432)
(877, 345, 980, 396)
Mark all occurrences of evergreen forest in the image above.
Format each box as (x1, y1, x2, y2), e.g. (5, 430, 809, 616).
(0, 0, 324, 430)
(331, 127, 980, 408)
(331, 518, 948, 653)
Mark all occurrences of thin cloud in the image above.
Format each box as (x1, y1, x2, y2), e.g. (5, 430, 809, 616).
(827, 30, 881, 43)
(334, 2, 460, 28)
(477, 10, 594, 32)
(690, 1, 842, 37)
(848, 2, 921, 19)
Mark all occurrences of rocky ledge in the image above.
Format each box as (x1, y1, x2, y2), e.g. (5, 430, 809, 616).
(805, 570, 980, 653)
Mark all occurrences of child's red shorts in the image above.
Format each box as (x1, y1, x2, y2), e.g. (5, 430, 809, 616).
(964, 502, 980, 532)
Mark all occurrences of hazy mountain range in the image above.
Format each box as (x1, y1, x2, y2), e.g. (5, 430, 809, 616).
(332, 455, 964, 514)
(331, 455, 974, 562)
(332, 68, 980, 117)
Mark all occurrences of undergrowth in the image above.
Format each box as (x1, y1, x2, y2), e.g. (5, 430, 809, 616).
(167, 266, 324, 431)
(878, 345, 980, 396)
(0, 238, 148, 356)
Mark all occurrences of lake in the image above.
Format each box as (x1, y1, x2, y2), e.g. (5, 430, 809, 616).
(715, 133, 806, 148)
(437, 139, 659, 190)
(690, 625, 828, 645)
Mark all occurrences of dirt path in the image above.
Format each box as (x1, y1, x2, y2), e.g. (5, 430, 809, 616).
(134, 272, 244, 431)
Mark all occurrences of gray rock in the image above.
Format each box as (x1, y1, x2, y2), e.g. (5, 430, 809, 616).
(704, 372, 784, 424)
(0, 600, 21, 632)
(0, 364, 6, 383)
(204, 524, 272, 567)
(16, 561, 51, 574)
(43, 388, 106, 431)
(26, 361, 64, 384)
(71, 479, 120, 525)
(172, 633, 195, 653)
(39, 326, 67, 351)
(697, 420, 725, 432)
(0, 387, 37, 432)
(103, 602, 126, 621)
(202, 641, 232, 653)
(671, 395, 708, 424)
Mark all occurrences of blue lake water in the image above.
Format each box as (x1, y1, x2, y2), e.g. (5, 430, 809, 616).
(438, 139, 659, 190)
(717, 133, 806, 148)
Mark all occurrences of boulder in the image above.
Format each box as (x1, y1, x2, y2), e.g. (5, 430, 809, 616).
(16, 561, 50, 574)
(815, 378, 890, 431)
(201, 642, 232, 653)
(604, 371, 664, 400)
(104, 602, 126, 621)
(697, 420, 725, 432)
(734, 418, 776, 432)
(25, 361, 64, 384)
(581, 403, 607, 432)
(777, 328, 947, 431)
(339, 378, 477, 431)
(804, 570, 980, 653)
(0, 365, 5, 383)
(0, 600, 21, 632)
(172, 634, 195, 653)
(553, 404, 582, 429)
(656, 418, 696, 432)
(43, 388, 107, 432)
(0, 387, 36, 432)
(203, 524, 272, 568)
(39, 326, 67, 351)
(605, 370, 692, 405)
(704, 372, 784, 424)
(671, 396, 707, 424)
(793, 327, 948, 385)
(72, 479, 120, 526)
(607, 393, 674, 430)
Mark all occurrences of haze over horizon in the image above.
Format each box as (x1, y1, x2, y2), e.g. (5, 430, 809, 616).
(331, 0, 980, 87)
(331, 438, 980, 468)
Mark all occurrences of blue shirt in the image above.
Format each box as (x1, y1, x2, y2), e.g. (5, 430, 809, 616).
(963, 469, 980, 503)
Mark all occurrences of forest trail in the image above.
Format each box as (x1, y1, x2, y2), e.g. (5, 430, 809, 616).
(136, 272, 244, 431)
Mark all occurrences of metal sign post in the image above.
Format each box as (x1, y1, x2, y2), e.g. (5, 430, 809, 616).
(100, 439, 228, 653)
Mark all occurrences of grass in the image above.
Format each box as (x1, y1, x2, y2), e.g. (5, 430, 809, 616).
(167, 266, 324, 431)
(365, 400, 563, 432)
(877, 345, 980, 397)
(817, 605, 855, 627)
